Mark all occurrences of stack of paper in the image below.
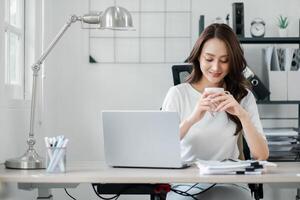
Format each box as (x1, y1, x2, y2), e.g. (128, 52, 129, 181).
(195, 160, 276, 175)
(264, 128, 300, 161)
(264, 128, 298, 137)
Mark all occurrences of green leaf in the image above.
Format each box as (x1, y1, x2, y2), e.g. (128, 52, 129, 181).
(277, 15, 288, 29)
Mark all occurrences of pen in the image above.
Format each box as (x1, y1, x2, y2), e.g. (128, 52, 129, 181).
(235, 171, 262, 175)
(45, 137, 54, 161)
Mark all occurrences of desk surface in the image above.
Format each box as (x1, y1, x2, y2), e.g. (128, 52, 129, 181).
(1, 162, 300, 184)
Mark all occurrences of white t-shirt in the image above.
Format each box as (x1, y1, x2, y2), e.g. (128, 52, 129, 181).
(162, 83, 265, 162)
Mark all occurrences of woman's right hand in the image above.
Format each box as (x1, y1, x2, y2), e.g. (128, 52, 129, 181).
(179, 91, 216, 139)
(188, 92, 216, 125)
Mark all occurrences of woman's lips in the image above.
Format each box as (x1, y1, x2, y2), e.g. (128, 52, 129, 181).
(209, 71, 222, 78)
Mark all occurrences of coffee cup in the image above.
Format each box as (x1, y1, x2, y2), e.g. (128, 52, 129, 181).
(204, 87, 224, 116)
(204, 87, 224, 94)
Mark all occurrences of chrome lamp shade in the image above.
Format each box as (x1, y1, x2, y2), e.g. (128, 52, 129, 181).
(100, 6, 133, 30)
(4, 6, 133, 169)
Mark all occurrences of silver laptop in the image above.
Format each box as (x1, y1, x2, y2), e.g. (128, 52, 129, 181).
(102, 110, 188, 169)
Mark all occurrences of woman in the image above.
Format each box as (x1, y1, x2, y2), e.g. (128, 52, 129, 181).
(162, 23, 269, 199)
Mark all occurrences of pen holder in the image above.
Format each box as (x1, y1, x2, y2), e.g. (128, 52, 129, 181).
(46, 147, 66, 173)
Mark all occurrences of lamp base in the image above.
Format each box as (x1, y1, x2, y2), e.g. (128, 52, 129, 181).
(5, 148, 45, 169)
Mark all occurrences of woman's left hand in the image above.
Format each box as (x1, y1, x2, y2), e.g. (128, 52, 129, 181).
(210, 91, 247, 118)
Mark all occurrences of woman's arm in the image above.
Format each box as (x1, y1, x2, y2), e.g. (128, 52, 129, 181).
(213, 92, 269, 160)
(179, 117, 195, 139)
(239, 112, 269, 160)
(179, 92, 215, 139)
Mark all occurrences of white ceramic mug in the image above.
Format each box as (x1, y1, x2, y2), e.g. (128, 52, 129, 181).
(204, 87, 224, 94)
(204, 87, 224, 116)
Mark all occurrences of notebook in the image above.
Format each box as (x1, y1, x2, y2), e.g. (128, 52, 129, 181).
(102, 110, 189, 169)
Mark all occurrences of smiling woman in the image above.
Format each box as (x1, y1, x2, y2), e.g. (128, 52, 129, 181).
(162, 23, 269, 200)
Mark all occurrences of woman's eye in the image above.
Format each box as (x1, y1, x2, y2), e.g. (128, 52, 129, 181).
(220, 59, 228, 63)
(205, 58, 213, 62)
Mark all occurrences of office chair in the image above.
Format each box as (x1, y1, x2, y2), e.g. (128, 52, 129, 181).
(171, 64, 263, 200)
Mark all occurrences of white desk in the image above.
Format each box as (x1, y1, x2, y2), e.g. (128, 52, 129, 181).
(1, 161, 300, 199)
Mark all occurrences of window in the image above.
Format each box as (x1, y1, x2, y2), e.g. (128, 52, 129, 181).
(4, 0, 24, 98)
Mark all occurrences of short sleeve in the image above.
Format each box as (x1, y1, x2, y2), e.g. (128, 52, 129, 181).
(240, 90, 266, 141)
(162, 86, 181, 113)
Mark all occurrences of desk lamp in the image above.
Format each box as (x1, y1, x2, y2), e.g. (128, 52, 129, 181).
(5, 6, 134, 169)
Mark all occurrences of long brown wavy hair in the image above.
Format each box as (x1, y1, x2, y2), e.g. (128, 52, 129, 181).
(187, 23, 250, 135)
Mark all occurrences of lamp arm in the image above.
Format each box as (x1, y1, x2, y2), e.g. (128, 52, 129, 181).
(28, 15, 80, 148)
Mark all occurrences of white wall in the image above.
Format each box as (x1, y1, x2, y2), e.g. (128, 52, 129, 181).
(1, 0, 300, 199)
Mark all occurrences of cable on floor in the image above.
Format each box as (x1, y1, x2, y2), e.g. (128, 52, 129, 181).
(92, 184, 120, 200)
(64, 188, 77, 200)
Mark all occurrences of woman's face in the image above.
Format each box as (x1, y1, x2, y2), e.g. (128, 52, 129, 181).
(199, 38, 230, 85)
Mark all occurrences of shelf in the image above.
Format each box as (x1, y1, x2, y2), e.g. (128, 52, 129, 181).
(257, 100, 300, 104)
(256, 100, 300, 129)
(239, 37, 300, 44)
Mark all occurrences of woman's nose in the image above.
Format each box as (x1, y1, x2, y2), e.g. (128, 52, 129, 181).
(211, 61, 220, 71)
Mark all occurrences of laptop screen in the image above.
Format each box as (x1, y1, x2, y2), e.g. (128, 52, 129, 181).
(102, 110, 184, 168)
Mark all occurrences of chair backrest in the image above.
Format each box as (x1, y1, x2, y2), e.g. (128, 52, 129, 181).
(172, 64, 193, 86)
(171, 64, 251, 160)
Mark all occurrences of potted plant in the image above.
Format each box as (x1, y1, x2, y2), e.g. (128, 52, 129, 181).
(277, 15, 289, 37)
